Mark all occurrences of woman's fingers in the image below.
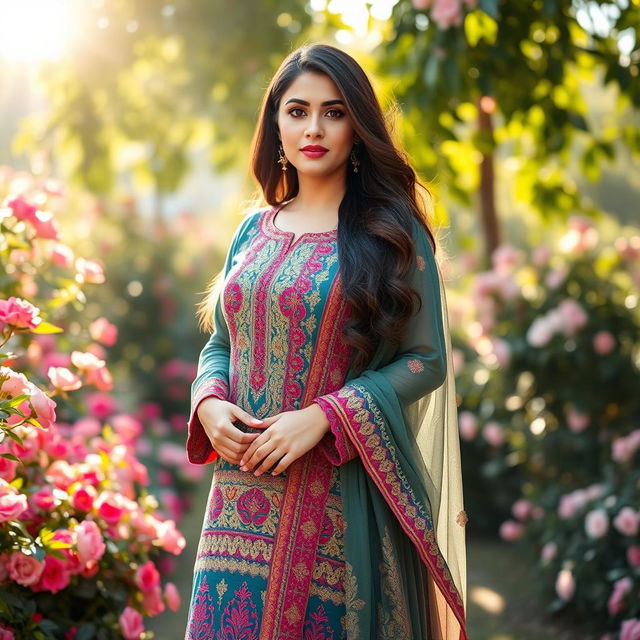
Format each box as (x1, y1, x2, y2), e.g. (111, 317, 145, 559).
(240, 438, 277, 472)
(270, 453, 293, 476)
(253, 449, 284, 476)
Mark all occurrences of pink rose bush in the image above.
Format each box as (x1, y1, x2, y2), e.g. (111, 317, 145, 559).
(0, 171, 185, 637)
(452, 215, 640, 638)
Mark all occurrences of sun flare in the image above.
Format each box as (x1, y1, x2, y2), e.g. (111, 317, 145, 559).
(0, 0, 73, 62)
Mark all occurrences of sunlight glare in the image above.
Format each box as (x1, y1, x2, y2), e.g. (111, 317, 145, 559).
(0, 0, 73, 62)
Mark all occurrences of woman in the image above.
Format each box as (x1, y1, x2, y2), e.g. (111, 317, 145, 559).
(185, 43, 468, 640)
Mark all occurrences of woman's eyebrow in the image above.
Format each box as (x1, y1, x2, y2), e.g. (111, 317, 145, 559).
(284, 98, 345, 106)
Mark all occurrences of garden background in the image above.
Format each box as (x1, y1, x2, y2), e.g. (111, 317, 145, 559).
(0, 1, 638, 639)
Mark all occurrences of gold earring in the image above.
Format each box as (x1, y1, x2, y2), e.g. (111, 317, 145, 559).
(277, 144, 288, 172)
(350, 147, 360, 173)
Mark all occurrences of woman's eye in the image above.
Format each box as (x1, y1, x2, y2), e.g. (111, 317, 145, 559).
(287, 108, 344, 118)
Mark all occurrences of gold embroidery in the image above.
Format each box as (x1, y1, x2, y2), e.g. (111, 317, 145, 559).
(344, 561, 365, 640)
(456, 509, 468, 527)
(284, 605, 301, 624)
(416, 255, 426, 271)
(292, 561, 309, 580)
(301, 520, 318, 539)
(377, 526, 412, 640)
(216, 578, 228, 606)
(407, 359, 424, 373)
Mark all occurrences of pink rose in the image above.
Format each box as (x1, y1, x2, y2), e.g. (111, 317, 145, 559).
(95, 495, 124, 526)
(614, 507, 639, 537)
(491, 244, 523, 275)
(85, 366, 113, 391)
(49, 243, 74, 268)
(28, 385, 57, 429)
(0, 625, 15, 640)
(135, 560, 160, 593)
(482, 421, 505, 447)
(34, 556, 70, 594)
(7, 552, 44, 587)
(0, 456, 18, 482)
(0, 479, 28, 521)
(499, 520, 523, 541)
(0, 297, 42, 329)
(30, 487, 56, 512)
(89, 317, 118, 346)
(512, 498, 533, 521)
(557, 299, 588, 336)
(75, 520, 106, 566)
(75, 258, 105, 284)
(608, 576, 633, 617)
(627, 546, 640, 568)
(620, 618, 640, 640)
(431, 0, 463, 29)
(412, 0, 432, 8)
(154, 519, 186, 555)
(585, 509, 609, 539)
(555, 569, 575, 601)
(119, 606, 144, 640)
(541, 542, 557, 565)
(71, 486, 97, 512)
(593, 330, 616, 355)
(615, 236, 640, 263)
(110, 414, 142, 441)
(612, 431, 640, 464)
(142, 585, 165, 615)
(458, 410, 477, 441)
(0, 367, 29, 396)
(47, 366, 82, 391)
(558, 494, 577, 519)
(30, 209, 59, 240)
(566, 409, 590, 433)
(44, 460, 76, 490)
(85, 392, 116, 419)
(164, 582, 181, 612)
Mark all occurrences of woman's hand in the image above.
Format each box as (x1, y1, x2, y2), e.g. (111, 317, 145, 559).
(197, 398, 265, 465)
(239, 403, 331, 476)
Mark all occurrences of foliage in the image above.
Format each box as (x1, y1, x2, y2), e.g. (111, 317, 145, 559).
(450, 213, 640, 638)
(0, 167, 184, 639)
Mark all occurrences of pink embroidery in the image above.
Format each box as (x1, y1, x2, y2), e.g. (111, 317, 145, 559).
(224, 281, 243, 314)
(236, 488, 270, 526)
(318, 513, 334, 546)
(303, 604, 336, 640)
(407, 359, 425, 373)
(217, 581, 259, 640)
(188, 576, 214, 640)
(208, 486, 224, 522)
(416, 255, 426, 271)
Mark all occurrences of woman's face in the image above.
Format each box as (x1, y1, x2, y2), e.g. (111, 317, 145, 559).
(276, 71, 356, 179)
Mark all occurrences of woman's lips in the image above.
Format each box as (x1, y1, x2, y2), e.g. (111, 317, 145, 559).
(301, 148, 328, 158)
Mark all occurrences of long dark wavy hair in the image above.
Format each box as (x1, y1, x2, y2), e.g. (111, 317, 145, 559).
(198, 42, 439, 375)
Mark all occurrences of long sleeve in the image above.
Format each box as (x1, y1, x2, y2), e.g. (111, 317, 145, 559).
(186, 213, 256, 465)
(313, 218, 447, 466)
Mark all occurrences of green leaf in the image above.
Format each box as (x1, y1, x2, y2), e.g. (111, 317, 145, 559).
(479, 0, 498, 19)
(76, 623, 97, 640)
(31, 321, 64, 334)
(0, 452, 20, 462)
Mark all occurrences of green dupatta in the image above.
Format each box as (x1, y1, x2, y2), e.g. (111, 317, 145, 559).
(312, 217, 468, 640)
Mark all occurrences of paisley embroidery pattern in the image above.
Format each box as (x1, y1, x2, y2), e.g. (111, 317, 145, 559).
(416, 254, 426, 271)
(188, 576, 215, 640)
(456, 509, 469, 527)
(217, 581, 259, 640)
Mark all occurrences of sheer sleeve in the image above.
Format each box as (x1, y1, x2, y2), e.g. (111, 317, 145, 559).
(186, 213, 256, 465)
(313, 218, 447, 466)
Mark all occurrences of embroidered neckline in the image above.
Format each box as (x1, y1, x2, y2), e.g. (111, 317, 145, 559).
(262, 203, 338, 243)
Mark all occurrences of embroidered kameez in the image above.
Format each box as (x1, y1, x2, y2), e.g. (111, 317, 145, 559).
(185, 204, 468, 640)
